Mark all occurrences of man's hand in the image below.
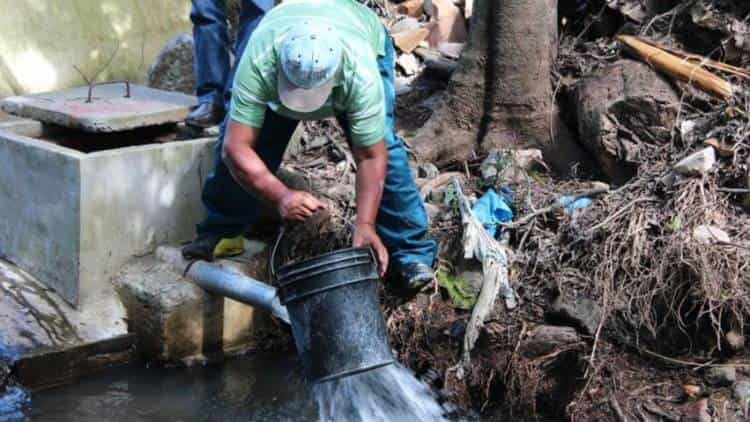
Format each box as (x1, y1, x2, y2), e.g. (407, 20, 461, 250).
(278, 190, 325, 222)
(353, 223, 388, 277)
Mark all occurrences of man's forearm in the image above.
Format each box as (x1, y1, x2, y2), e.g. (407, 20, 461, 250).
(353, 141, 387, 226)
(221, 120, 289, 206)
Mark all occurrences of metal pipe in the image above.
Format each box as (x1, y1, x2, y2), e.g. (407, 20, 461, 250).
(155, 247, 289, 324)
(187, 261, 290, 324)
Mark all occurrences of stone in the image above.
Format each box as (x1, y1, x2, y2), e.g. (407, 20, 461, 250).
(673, 147, 716, 177)
(424, 203, 440, 224)
(395, 76, 415, 96)
(397, 53, 421, 76)
(682, 398, 711, 422)
(418, 162, 440, 179)
(392, 28, 431, 53)
(705, 365, 736, 387)
(521, 325, 581, 358)
(546, 295, 602, 336)
(391, 17, 422, 34)
(726, 330, 745, 352)
(479, 150, 503, 187)
(733, 380, 750, 406)
(0, 85, 197, 133)
(574, 60, 680, 184)
(115, 252, 277, 364)
(147, 33, 196, 95)
(437, 42, 464, 60)
(692, 225, 730, 245)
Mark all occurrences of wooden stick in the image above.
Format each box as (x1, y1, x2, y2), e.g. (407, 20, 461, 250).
(617, 35, 734, 99)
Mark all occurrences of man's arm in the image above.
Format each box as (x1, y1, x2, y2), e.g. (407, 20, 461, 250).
(351, 140, 389, 276)
(221, 119, 323, 221)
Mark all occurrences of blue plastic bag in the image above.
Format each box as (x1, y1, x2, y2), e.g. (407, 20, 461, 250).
(472, 188, 514, 237)
(558, 195, 593, 214)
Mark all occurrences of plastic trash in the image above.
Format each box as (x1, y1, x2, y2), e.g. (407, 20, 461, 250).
(558, 195, 593, 214)
(472, 188, 513, 237)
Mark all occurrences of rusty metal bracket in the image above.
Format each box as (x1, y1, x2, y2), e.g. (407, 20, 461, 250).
(86, 80, 131, 103)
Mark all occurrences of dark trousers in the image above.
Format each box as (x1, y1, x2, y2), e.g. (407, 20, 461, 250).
(190, 0, 273, 110)
(197, 31, 437, 267)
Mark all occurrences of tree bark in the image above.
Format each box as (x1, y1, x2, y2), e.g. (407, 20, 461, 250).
(410, 0, 592, 175)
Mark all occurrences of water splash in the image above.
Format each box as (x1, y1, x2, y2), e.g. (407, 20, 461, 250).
(314, 364, 447, 421)
(0, 386, 29, 422)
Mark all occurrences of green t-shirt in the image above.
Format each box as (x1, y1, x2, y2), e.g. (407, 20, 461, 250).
(230, 0, 387, 147)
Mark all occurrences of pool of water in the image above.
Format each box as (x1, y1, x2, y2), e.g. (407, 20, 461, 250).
(19, 354, 317, 422)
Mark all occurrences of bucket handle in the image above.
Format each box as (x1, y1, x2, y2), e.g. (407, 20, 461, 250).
(269, 225, 286, 281)
(268, 224, 378, 281)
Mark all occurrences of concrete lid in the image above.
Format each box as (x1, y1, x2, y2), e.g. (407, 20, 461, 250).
(0, 84, 197, 133)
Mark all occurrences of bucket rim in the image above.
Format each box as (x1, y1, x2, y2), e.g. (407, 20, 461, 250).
(313, 360, 395, 383)
(276, 247, 372, 280)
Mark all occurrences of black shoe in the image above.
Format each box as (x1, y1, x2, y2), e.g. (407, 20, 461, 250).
(185, 103, 224, 128)
(181, 232, 223, 261)
(391, 262, 434, 291)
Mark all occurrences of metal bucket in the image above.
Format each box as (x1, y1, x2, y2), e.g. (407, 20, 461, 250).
(276, 247, 395, 383)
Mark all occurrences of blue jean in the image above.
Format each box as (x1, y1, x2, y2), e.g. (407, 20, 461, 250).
(190, 0, 272, 110)
(198, 32, 437, 267)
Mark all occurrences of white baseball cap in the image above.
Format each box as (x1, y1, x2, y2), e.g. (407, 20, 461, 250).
(278, 21, 343, 113)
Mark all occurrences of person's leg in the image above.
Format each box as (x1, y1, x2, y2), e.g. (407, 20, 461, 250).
(190, 0, 231, 108)
(222, 0, 273, 112)
(186, 111, 299, 259)
(374, 32, 437, 268)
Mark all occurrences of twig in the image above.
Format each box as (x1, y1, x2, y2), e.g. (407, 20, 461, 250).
(609, 394, 628, 422)
(503, 184, 610, 230)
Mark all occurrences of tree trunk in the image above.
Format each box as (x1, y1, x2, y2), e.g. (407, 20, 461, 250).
(410, 0, 592, 175)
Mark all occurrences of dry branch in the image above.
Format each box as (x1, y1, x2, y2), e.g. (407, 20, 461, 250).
(617, 35, 734, 99)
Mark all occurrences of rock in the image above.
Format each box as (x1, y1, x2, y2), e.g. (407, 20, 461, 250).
(424, 203, 439, 224)
(418, 162, 440, 179)
(437, 42, 464, 59)
(397, 53, 421, 76)
(683, 384, 701, 398)
(394, 76, 415, 96)
(391, 17, 422, 34)
(726, 330, 745, 352)
(521, 325, 581, 358)
(704, 138, 734, 158)
(692, 225, 730, 245)
(682, 398, 711, 422)
(574, 60, 680, 184)
(673, 147, 716, 177)
(705, 365, 736, 387)
(546, 295, 602, 336)
(147, 33, 196, 95)
(734, 380, 750, 406)
(479, 150, 503, 187)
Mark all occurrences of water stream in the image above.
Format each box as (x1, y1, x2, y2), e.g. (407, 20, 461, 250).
(1, 353, 458, 421)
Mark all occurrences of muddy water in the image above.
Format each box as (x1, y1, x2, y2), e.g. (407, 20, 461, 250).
(17, 354, 317, 422)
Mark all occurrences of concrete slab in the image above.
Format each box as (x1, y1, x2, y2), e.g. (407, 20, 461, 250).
(0, 260, 128, 356)
(0, 126, 215, 306)
(0, 84, 197, 133)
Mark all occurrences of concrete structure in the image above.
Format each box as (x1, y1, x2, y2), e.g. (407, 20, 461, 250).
(115, 243, 282, 364)
(0, 0, 191, 97)
(0, 122, 215, 306)
(1, 84, 197, 133)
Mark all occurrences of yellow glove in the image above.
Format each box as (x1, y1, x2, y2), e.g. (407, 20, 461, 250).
(212, 236, 245, 258)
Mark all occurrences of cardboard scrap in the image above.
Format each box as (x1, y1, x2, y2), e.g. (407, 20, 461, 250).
(392, 27, 431, 53)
